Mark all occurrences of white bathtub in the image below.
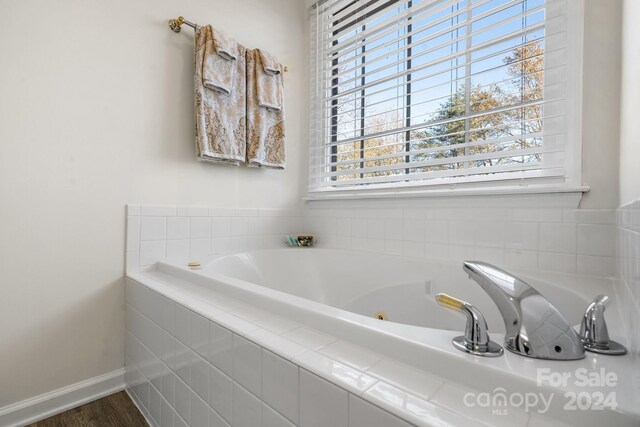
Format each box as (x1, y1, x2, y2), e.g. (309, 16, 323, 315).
(194, 248, 592, 334)
(144, 248, 639, 426)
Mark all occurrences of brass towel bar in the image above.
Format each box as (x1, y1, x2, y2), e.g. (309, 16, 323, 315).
(168, 16, 289, 72)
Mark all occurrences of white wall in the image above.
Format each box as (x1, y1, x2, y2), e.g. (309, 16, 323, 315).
(580, 0, 622, 208)
(0, 0, 308, 409)
(619, 0, 640, 205)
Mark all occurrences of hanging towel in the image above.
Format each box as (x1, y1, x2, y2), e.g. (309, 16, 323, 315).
(202, 27, 238, 95)
(194, 25, 247, 165)
(246, 49, 286, 169)
(255, 49, 284, 111)
(258, 49, 281, 76)
(212, 27, 238, 61)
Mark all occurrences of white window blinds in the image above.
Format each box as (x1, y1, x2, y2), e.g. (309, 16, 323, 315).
(309, 0, 572, 195)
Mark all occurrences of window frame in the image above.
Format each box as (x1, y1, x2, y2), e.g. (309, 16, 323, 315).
(307, 0, 586, 200)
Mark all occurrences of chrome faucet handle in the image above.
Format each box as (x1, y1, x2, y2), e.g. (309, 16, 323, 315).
(435, 293, 503, 357)
(463, 261, 585, 360)
(580, 295, 627, 355)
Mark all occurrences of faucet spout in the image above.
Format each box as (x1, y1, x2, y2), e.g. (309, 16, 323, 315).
(463, 261, 584, 360)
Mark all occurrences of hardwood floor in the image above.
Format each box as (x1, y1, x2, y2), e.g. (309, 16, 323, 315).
(26, 391, 147, 427)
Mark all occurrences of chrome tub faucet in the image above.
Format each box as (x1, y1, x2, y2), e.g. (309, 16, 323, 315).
(463, 261, 585, 360)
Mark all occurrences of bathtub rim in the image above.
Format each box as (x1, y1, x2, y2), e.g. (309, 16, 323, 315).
(126, 253, 640, 424)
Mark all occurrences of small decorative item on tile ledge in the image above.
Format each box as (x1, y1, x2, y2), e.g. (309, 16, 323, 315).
(285, 234, 315, 247)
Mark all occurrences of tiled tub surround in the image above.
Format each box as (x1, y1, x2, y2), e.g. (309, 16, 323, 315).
(126, 202, 617, 279)
(125, 265, 640, 427)
(126, 205, 304, 273)
(302, 204, 617, 278)
(617, 200, 640, 356)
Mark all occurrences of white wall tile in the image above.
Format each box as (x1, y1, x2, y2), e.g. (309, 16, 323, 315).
(230, 236, 248, 252)
(141, 205, 178, 217)
(127, 216, 141, 251)
(175, 413, 187, 427)
(504, 222, 538, 250)
(209, 365, 233, 423)
(287, 352, 376, 395)
(161, 398, 175, 427)
(191, 217, 212, 239)
(538, 223, 577, 253)
(232, 383, 262, 427)
(475, 246, 504, 265)
(150, 384, 162, 425)
(231, 217, 249, 237)
(366, 219, 385, 239)
(190, 312, 210, 359)
(126, 252, 140, 273)
(504, 249, 538, 269)
(318, 341, 381, 371)
(336, 218, 351, 237)
(175, 305, 191, 345)
(538, 252, 577, 274)
(174, 378, 191, 424)
(232, 334, 262, 397)
(474, 221, 505, 248)
(161, 297, 176, 336)
(212, 217, 231, 237)
(190, 355, 209, 402)
(161, 370, 175, 406)
(281, 327, 335, 351)
(262, 403, 296, 427)
(177, 206, 209, 217)
(512, 208, 562, 222)
(564, 209, 615, 224)
(167, 240, 189, 259)
(403, 240, 425, 258)
(348, 395, 412, 427)
(190, 238, 211, 259)
(365, 359, 442, 401)
(424, 243, 449, 260)
(209, 407, 230, 427)
(447, 244, 475, 262)
(366, 238, 385, 253)
(577, 224, 616, 256)
(141, 217, 167, 241)
(160, 332, 177, 373)
(209, 208, 235, 217)
(140, 240, 166, 266)
(577, 254, 615, 277)
(174, 343, 195, 385)
(448, 221, 475, 246)
(351, 220, 367, 238)
(384, 218, 403, 240)
(209, 322, 233, 377)
(299, 369, 348, 427)
(403, 219, 425, 242)
(351, 237, 367, 251)
(212, 237, 231, 254)
(384, 239, 404, 256)
(167, 217, 190, 240)
(431, 382, 529, 427)
(127, 204, 141, 216)
(190, 390, 210, 427)
(261, 350, 299, 424)
(248, 216, 262, 235)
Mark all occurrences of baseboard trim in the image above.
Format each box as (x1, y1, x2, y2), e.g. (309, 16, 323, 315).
(0, 368, 125, 427)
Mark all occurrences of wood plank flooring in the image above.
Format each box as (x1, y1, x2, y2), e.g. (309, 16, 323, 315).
(26, 391, 147, 427)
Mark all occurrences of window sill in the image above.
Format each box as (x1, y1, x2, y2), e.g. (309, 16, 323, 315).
(304, 185, 590, 203)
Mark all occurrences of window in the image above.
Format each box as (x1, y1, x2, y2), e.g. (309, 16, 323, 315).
(309, 0, 579, 197)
